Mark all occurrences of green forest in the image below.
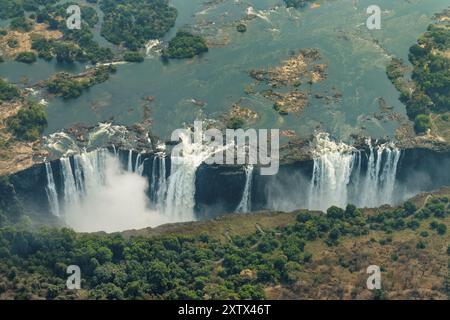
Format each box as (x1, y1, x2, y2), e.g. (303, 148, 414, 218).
(162, 31, 208, 59)
(100, 0, 177, 51)
(0, 79, 20, 102)
(387, 17, 450, 133)
(6, 102, 47, 141)
(0, 193, 448, 300)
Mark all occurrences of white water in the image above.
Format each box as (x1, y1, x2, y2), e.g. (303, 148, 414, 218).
(46, 133, 404, 230)
(164, 132, 205, 221)
(60, 157, 80, 209)
(308, 133, 356, 211)
(153, 154, 167, 210)
(127, 150, 133, 172)
(49, 149, 171, 232)
(307, 133, 402, 211)
(236, 165, 254, 213)
(356, 141, 402, 208)
(45, 162, 60, 217)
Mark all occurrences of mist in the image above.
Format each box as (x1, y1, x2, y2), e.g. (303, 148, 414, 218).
(63, 153, 172, 233)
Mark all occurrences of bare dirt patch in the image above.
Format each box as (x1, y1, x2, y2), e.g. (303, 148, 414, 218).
(0, 23, 62, 58)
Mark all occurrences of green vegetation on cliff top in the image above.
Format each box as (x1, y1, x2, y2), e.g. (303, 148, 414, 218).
(0, 188, 448, 300)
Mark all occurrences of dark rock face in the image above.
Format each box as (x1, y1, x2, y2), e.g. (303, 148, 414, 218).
(396, 148, 450, 193)
(195, 164, 247, 218)
(0, 176, 23, 224)
(9, 163, 49, 217)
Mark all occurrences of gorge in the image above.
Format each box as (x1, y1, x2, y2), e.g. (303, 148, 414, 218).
(5, 131, 449, 232)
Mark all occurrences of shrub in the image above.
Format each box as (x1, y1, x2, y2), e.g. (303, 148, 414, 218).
(15, 51, 37, 64)
(7, 102, 47, 141)
(236, 24, 247, 33)
(436, 223, 447, 235)
(416, 241, 426, 249)
(10, 17, 33, 32)
(414, 114, 431, 133)
(0, 79, 20, 101)
(123, 51, 144, 63)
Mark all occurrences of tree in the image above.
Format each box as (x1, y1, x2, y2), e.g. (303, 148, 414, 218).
(15, 52, 37, 64)
(436, 223, 447, 235)
(123, 51, 144, 63)
(162, 31, 208, 59)
(0, 79, 20, 101)
(403, 201, 417, 216)
(7, 102, 48, 141)
(10, 17, 33, 32)
(414, 114, 431, 133)
(327, 206, 344, 219)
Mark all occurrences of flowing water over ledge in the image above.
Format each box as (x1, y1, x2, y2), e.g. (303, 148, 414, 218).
(8, 133, 450, 233)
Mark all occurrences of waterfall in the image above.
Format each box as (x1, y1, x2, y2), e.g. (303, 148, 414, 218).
(73, 150, 106, 193)
(236, 165, 254, 213)
(164, 129, 229, 221)
(46, 148, 172, 232)
(307, 133, 402, 211)
(378, 147, 401, 204)
(149, 153, 167, 208)
(45, 162, 60, 217)
(60, 157, 80, 209)
(356, 142, 402, 208)
(150, 156, 159, 200)
(165, 146, 200, 221)
(156, 155, 167, 210)
(127, 150, 133, 172)
(134, 153, 142, 173)
(308, 134, 356, 211)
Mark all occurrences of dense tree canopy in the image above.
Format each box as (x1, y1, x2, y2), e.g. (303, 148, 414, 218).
(7, 102, 47, 141)
(0, 79, 20, 101)
(162, 31, 208, 59)
(0, 193, 447, 299)
(387, 17, 449, 134)
(100, 0, 177, 50)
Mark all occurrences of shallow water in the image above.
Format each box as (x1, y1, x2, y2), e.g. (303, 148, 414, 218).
(1, 0, 448, 141)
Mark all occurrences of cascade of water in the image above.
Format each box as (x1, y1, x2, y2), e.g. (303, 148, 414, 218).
(45, 162, 60, 217)
(134, 153, 144, 175)
(307, 134, 402, 211)
(156, 155, 167, 210)
(308, 133, 356, 211)
(356, 142, 398, 207)
(134, 153, 141, 172)
(164, 129, 229, 221)
(378, 147, 401, 204)
(236, 165, 254, 213)
(60, 157, 80, 209)
(73, 155, 85, 195)
(150, 156, 159, 200)
(127, 150, 133, 172)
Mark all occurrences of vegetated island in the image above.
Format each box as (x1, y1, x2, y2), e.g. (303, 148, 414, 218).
(388, 8, 450, 147)
(161, 31, 209, 60)
(248, 48, 340, 116)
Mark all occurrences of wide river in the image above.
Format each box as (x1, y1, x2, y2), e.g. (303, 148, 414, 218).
(1, 0, 448, 142)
